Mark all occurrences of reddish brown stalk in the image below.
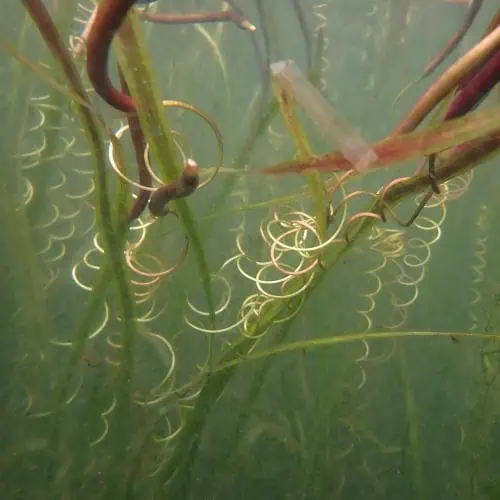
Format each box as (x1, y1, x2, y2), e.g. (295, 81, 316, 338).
(149, 160, 200, 217)
(118, 68, 152, 222)
(86, 0, 137, 113)
(456, 8, 500, 91)
(423, 0, 482, 78)
(86, 0, 255, 114)
(426, 15, 500, 192)
(444, 47, 500, 120)
(387, 134, 500, 202)
(392, 25, 500, 135)
(259, 114, 500, 175)
(139, 9, 255, 32)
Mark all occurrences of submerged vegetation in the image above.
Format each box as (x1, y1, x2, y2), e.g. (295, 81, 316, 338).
(2, 0, 500, 498)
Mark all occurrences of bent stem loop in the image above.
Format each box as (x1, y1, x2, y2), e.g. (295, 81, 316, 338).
(86, 0, 255, 113)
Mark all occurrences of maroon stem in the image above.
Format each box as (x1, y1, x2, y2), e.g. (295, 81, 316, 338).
(118, 68, 152, 222)
(444, 47, 500, 120)
(149, 161, 199, 217)
(423, 0, 483, 78)
(86, 0, 137, 113)
(456, 8, 500, 92)
(86, 1, 254, 114)
(139, 10, 251, 30)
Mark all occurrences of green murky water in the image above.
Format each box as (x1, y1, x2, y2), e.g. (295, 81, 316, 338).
(1, 1, 500, 498)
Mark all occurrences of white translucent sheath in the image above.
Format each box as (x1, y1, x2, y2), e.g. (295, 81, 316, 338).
(270, 60, 378, 173)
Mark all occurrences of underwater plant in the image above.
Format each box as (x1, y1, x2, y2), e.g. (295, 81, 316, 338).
(2, 1, 500, 499)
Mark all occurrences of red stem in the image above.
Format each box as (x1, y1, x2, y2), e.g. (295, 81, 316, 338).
(139, 10, 250, 29)
(444, 47, 500, 120)
(118, 68, 151, 222)
(86, 1, 254, 114)
(86, 0, 137, 113)
(423, 0, 483, 78)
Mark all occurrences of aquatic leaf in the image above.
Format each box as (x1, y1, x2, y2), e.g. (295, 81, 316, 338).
(116, 12, 216, 325)
(0, 40, 92, 110)
(271, 60, 328, 234)
(260, 106, 500, 175)
(210, 331, 500, 373)
(194, 24, 231, 104)
(271, 59, 377, 172)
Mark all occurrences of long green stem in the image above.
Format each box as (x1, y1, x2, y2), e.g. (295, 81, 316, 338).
(115, 11, 216, 326)
(20, 3, 137, 495)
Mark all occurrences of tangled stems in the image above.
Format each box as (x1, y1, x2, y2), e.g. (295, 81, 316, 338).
(393, 25, 500, 135)
(107, 97, 223, 222)
(426, 43, 500, 193)
(115, 14, 219, 325)
(162, 133, 500, 493)
(259, 106, 500, 175)
(282, 134, 500, 338)
(86, 0, 137, 113)
(85, 0, 248, 221)
(149, 159, 200, 217)
(19, 0, 137, 335)
(444, 47, 500, 121)
(228, 134, 500, 369)
(20, 1, 138, 494)
(86, 0, 255, 113)
(118, 69, 151, 222)
(259, 20, 500, 179)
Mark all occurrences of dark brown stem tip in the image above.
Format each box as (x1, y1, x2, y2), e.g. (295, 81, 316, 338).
(148, 158, 201, 217)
